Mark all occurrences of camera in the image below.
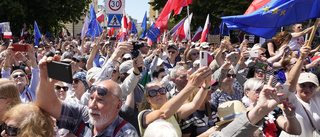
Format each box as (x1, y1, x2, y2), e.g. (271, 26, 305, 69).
(131, 42, 144, 59)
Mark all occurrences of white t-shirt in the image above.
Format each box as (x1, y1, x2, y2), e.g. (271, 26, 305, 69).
(288, 35, 304, 50)
(280, 90, 320, 137)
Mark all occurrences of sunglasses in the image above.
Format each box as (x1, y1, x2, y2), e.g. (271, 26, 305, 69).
(55, 86, 69, 91)
(168, 51, 176, 54)
(112, 70, 118, 73)
(12, 74, 25, 79)
(192, 52, 199, 56)
(148, 87, 166, 97)
(297, 26, 302, 29)
(299, 83, 317, 90)
(55, 52, 61, 55)
(227, 74, 236, 78)
(73, 78, 81, 84)
(301, 69, 310, 72)
(88, 85, 120, 100)
(255, 69, 266, 74)
(122, 58, 131, 61)
(182, 42, 187, 44)
(2, 123, 19, 136)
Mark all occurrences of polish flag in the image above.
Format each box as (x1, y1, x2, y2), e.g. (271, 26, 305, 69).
(20, 28, 24, 40)
(3, 32, 12, 39)
(162, 30, 166, 44)
(81, 15, 89, 40)
(176, 13, 193, 41)
(121, 10, 128, 37)
(200, 14, 210, 43)
(96, 10, 104, 22)
(154, 0, 174, 30)
(191, 26, 202, 42)
(244, 0, 271, 15)
(127, 14, 132, 34)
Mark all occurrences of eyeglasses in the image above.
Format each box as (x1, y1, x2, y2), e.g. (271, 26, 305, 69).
(73, 78, 81, 84)
(299, 83, 317, 90)
(148, 87, 166, 97)
(192, 52, 199, 56)
(2, 123, 19, 136)
(301, 69, 310, 72)
(88, 85, 120, 100)
(255, 69, 266, 74)
(12, 74, 25, 79)
(168, 51, 176, 54)
(55, 86, 69, 91)
(55, 52, 61, 55)
(227, 74, 236, 78)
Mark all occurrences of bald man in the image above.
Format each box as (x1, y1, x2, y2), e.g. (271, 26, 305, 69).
(36, 57, 138, 137)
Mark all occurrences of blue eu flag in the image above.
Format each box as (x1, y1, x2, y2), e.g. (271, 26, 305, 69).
(130, 21, 138, 35)
(140, 11, 147, 38)
(147, 23, 161, 42)
(86, 4, 102, 40)
(34, 21, 41, 46)
(221, 0, 320, 38)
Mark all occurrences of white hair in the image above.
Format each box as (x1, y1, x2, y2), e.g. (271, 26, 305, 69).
(170, 65, 186, 79)
(243, 78, 266, 95)
(144, 119, 179, 137)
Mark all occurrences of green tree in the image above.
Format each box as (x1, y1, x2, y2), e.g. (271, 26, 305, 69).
(149, 0, 252, 33)
(0, 0, 91, 36)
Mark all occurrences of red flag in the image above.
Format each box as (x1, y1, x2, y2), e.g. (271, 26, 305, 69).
(96, 10, 105, 22)
(120, 10, 128, 40)
(244, 0, 271, 15)
(108, 27, 114, 36)
(154, 0, 174, 29)
(200, 14, 210, 43)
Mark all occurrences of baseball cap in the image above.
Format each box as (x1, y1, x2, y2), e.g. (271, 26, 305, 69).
(298, 72, 319, 87)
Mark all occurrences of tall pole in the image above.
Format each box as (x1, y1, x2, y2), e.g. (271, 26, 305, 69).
(187, 5, 191, 40)
(306, 18, 320, 47)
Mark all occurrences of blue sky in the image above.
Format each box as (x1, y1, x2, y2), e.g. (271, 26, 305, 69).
(99, 0, 150, 23)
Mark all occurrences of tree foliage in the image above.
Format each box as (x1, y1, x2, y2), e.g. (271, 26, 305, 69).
(0, 0, 91, 36)
(149, 0, 252, 33)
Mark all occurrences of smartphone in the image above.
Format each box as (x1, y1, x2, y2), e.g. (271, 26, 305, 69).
(11, 44, 29, 52)
(47, 61, 73, 84)
(200, 51, 208, 67)
(249, 51, 259, 58)
(110, 37, 117, 41)
(277, 84, 289, 98)
(230, 53, 238, 63)
(224, 36, 230, 42)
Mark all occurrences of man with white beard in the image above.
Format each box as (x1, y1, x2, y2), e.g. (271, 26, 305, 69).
(36, 56, 138, 136)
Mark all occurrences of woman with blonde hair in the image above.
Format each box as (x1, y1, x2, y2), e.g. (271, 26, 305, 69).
(0, 78, 21, 133)
(138, 66, 212, 136)
(1, 103, 53, 137)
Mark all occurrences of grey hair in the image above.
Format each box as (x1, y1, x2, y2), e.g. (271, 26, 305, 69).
(144, 119, 179, 137)
(244, 78, 266, 93)
(113, 84, 122, 99)
(170, 65, 186, 79)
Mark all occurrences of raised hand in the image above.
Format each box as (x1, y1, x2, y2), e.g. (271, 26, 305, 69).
(111, 42, 133, 61)
(187, 66, 212, 88)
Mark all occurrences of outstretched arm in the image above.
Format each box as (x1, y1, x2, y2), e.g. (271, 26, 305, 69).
(36, 56, 62, 119)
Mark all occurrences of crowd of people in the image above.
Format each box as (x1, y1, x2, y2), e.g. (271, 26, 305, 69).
(0, 22, 320, 137)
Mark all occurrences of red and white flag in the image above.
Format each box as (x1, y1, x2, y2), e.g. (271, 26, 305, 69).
(81, 15, 89, 40)
(127, 14, 132, 33)
(200, 14, 210, 43)
(191, 26, 203, 42)
(173, 0, 192, 15)
(0, 22, 12, 39)
(108, 27, 114, 36)
(96, 10, 105, 22)
(176, 13, 193, 41)
(119, 10, 128, 41)
(154, 0, 174, 31)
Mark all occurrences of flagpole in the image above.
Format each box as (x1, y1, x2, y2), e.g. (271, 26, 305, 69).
(306, 18, 320, 47)
(305, 19, 312, 41)
(187, 5, 191, 40)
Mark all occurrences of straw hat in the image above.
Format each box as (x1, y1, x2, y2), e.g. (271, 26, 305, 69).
(216, 100, 247, 126)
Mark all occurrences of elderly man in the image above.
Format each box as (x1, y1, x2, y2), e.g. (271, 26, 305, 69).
(36, 57, 138, 136)
(164, 45, 181, 74)
(166, 65, 188, 100)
